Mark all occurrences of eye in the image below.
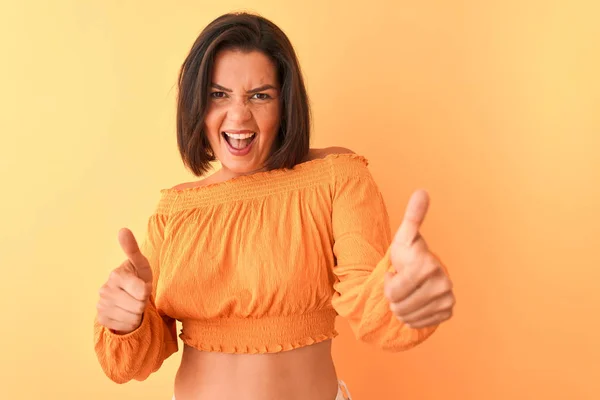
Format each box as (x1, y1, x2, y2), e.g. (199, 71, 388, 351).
(210, 91, 227, 98)
(251, 93, 270, 100)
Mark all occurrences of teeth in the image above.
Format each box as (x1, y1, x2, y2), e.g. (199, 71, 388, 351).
(224, 132, 255, 139)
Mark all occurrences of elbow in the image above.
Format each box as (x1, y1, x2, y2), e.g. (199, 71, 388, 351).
(94, 340, 147, 384)
(98, 359, 153, 384)
(97, 362, 136, 384)
(379, 337, 428, 353)
(109, 375, 133, 385)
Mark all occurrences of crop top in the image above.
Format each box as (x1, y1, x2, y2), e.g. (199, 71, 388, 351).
(93, 153, 439, 383)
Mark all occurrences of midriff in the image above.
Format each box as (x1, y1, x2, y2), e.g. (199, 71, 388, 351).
(173, 340, 339, 400)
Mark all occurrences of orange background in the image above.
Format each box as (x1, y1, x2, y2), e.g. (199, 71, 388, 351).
(1, 1, 598, 399)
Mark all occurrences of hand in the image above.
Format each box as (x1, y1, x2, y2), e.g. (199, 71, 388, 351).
(384, 190, 455, 328)
(96, 228, 153, 334)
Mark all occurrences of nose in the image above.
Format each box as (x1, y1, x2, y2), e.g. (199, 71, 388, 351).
(226, 98, 252, 124)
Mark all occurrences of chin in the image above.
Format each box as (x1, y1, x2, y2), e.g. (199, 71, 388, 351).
(222, 160, 261, 175)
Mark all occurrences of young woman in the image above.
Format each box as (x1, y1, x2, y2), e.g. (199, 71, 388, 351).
(94, 12, 455, 400)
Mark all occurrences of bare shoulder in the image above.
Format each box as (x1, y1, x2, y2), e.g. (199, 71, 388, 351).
(321, 146, 355, 156)
(171, 181, 197, 190)
(171, 171, 221, 190)
(306, 147, 355, 161)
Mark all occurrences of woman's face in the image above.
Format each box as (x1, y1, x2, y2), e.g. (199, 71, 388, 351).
(204, 49, 281, 178)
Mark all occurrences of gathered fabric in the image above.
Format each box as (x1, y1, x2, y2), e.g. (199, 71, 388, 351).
(94, 153, 438, 383)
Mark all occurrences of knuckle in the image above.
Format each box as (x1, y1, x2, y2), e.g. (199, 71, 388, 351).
(96, 315, 108, 326)
(436, 295, 454, 312)
(425, 260, 438, 275)
(120, 274, 132, 287)
(98, 284, 110, 298)
(128, 279, 145, 299)
(448, 293, 456, 307)
(438, 278, 453, 293)
(122, 276, 140, 294)
(423, 254, 439, 271)
(110, 299, 122, 311)
(109, 269, 121, 282)
(439, 298, 451, 311)
(424, 252, 437, 264)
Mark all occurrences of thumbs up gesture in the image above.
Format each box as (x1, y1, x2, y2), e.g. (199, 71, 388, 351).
(96, 228, 153, 334)
(384, 190, 455, 328)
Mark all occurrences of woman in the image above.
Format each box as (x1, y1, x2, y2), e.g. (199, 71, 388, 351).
(94, 12, 455, 400)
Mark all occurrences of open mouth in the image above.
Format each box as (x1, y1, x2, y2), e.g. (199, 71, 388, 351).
(222, 131, 256, 151)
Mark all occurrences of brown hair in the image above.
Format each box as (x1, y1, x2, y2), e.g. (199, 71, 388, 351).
(176, 12, 311, 176)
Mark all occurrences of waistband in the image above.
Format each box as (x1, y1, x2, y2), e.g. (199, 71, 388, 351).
(179, 308, 339, 354)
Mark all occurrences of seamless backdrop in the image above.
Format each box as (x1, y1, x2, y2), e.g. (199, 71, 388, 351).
(0, 1, 598, 399)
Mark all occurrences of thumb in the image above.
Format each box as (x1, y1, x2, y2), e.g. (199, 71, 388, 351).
(118, 228, 153, 284)
(393, 189, 429, 248)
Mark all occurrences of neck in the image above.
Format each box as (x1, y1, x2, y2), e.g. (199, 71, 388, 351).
(215, 165, 268, 183)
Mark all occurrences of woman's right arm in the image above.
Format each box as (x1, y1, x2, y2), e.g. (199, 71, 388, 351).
(94, 212, 178, 384)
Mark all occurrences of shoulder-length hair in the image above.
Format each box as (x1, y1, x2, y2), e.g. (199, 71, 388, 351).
(176, 12, 311, 176)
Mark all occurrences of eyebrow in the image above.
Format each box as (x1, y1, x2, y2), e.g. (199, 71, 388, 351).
(211, 83, 277, 94)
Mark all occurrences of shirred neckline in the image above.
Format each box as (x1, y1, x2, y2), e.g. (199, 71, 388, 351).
(154, 153, 369, 212)
(159, 153, 368, 194)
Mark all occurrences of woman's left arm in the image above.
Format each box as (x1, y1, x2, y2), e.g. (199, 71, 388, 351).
(330, 159, 455, 351)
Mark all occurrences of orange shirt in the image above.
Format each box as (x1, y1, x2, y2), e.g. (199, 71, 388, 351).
(94, 153, 438, 383)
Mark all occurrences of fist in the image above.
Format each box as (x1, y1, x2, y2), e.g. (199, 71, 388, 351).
(384, 190, 455, 329)
(96, 228, 153, 334)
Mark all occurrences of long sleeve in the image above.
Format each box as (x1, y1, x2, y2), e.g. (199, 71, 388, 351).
(330, 157, 438, 351)
(94, 210, 179, 383)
